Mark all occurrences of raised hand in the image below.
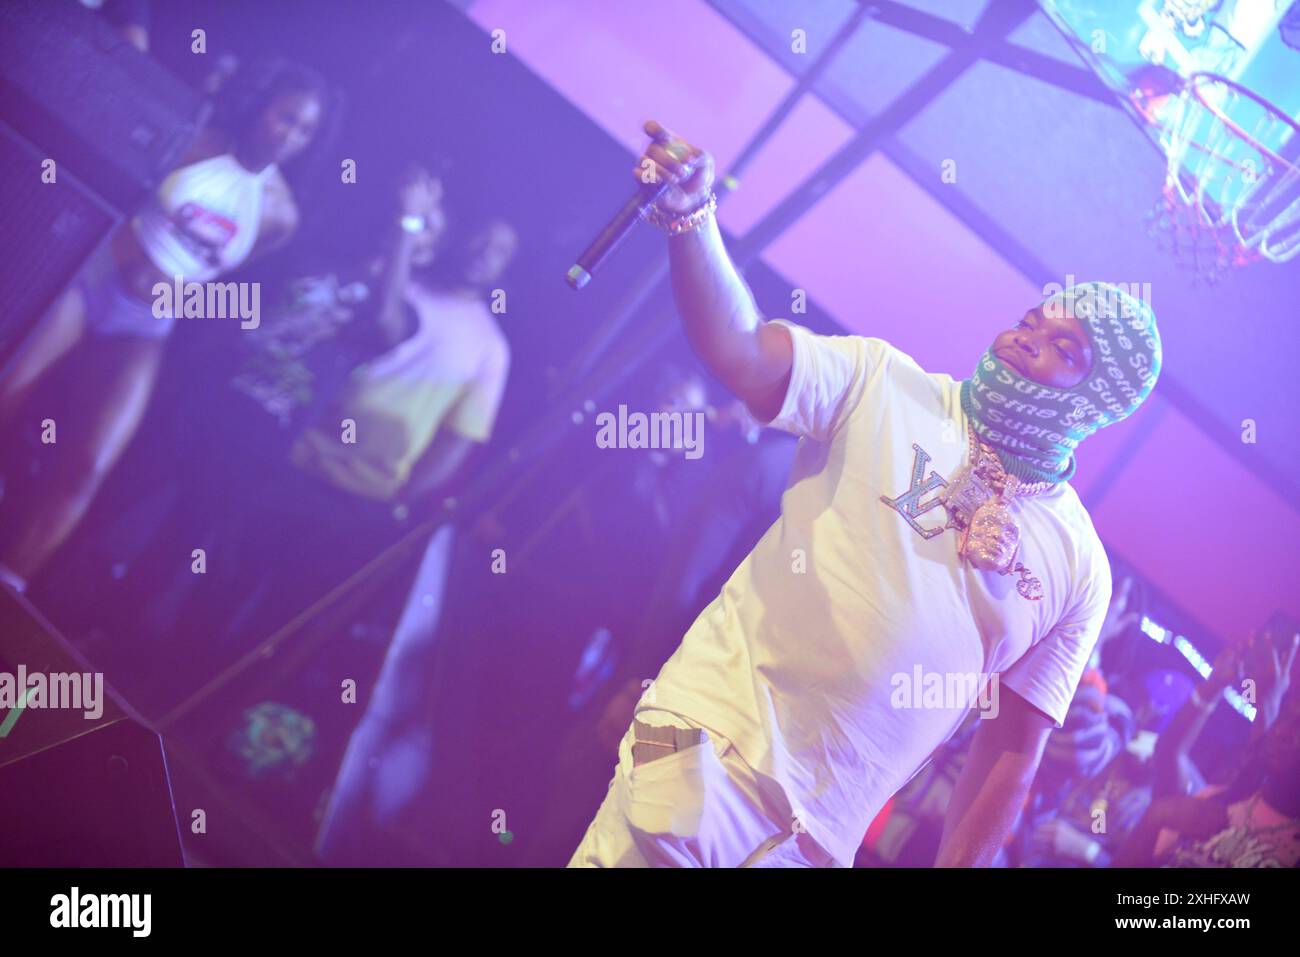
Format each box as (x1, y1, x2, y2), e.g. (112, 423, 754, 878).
(634, 119, 716, 214)
(399, 168, 444, 219)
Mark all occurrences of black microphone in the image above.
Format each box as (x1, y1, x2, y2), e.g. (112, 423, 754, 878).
(566, 176, 681, 291)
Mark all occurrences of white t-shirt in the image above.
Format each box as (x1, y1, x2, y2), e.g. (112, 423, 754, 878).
(133, 154, 278, 281)
(639, 319, 1113, 868)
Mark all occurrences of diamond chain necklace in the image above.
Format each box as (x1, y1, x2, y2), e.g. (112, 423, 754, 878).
(937, 420, 1055, 573)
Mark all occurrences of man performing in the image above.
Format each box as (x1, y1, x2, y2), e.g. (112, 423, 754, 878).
(568, 120, 1163, 868)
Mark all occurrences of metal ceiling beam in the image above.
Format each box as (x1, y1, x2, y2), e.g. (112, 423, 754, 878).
(862, 0, 1117, 105)
(709, 0, 1116, 107)
(731, 0, 1039, 262)
(704, 2, 1075, 288)
(728, 1, 875, 179)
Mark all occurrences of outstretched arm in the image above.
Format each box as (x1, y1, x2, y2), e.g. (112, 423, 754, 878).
(1152, 644, 1238, 798)
(935, 686, 1054, 867)
(372, 170, 446, 348)
(639, 121, 793, 421)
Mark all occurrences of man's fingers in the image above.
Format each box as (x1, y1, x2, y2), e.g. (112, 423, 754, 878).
(635, 145, 693, 187)
(644, 118, 673, 142)
(645, 119, 697, 165)
(647, 143, 690, 177)
(632, 158, 675, 186)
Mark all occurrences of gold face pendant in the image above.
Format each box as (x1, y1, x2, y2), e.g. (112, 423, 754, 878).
(959, 497, 1021, 573)
(939, 455, 1022, 574)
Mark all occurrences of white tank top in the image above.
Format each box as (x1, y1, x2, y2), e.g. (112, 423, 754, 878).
(132, 153, 279, 281)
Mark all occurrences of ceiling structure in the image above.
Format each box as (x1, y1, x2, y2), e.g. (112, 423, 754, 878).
(460, 0, 1300, 644)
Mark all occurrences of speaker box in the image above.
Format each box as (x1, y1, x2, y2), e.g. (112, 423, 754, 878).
(0, 0, 205, 347)
(0, 0, 205, 210)
(0, 120, 121, 354)
(0, 588, 185, 866)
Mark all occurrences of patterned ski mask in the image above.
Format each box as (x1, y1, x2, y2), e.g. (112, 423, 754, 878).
(959, 282, 1162, 485)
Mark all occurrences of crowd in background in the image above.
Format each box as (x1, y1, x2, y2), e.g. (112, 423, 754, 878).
(865, 594, 1300, 869)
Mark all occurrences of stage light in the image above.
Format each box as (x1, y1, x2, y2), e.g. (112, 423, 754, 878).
(1140, 614, 1168, 643)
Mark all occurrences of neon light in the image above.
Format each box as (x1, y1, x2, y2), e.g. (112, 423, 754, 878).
(1173, 635, 1212, 678)
(1140, 614, 1254, 723)
(0, 685, 38, 738)
(1140, 614, 1168, 643)
(1223, 687, 1257, 722)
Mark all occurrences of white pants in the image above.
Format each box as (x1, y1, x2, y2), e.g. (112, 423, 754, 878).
(567, 709, 836, 867)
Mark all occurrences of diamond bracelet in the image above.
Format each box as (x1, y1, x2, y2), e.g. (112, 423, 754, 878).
(645, 191, 718, 235)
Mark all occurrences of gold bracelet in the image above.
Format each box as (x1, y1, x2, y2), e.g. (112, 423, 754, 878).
(645, 191, 717, 235)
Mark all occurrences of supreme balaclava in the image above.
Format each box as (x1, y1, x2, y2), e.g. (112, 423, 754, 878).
(959, 282, 1162, 485)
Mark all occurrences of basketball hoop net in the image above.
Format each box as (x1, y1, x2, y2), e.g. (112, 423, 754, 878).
(1146, 72, 1300, 282)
